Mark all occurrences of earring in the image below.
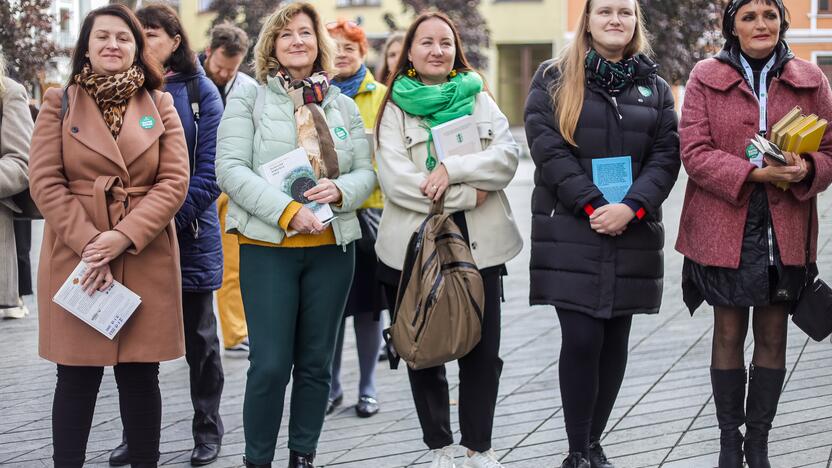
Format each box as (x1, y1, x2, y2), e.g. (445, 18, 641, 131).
(406, 63, 417, 78)
(449, 69, 458, 78)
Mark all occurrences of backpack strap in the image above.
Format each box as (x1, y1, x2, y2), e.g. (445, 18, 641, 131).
(252, 84, 265, 128)
(185, 76, 201, 123)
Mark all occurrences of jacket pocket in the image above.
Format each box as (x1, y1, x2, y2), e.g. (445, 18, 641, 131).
(404, 126, 430, 150)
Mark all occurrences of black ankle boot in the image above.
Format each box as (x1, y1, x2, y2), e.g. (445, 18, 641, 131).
(560, 452, 590, 468)
(587, 440, 614, 468)
(711, 368, 746, 468)
(287, 450, 315, 468)
(243, 456, 272, 467)
(744, 365, 786, 468)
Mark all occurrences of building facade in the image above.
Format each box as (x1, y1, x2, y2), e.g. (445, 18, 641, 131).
(784, 0, 832, 81)
(178, 0, 566, 125)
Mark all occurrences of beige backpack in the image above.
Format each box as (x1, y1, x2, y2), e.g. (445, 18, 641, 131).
(384, 198, 484, 370)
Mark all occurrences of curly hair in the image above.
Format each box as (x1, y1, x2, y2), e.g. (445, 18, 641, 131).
(326, 19, 368, 56)
(253, 2, 336, 83)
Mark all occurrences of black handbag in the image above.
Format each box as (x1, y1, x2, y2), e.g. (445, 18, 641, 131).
(792, 197, 832, 341)
(355, 207, 381, 255)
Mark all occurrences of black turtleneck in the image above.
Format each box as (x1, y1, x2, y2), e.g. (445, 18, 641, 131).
(741, 50, 776, 98)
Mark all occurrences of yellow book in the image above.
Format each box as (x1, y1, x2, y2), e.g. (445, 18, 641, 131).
(793, 119, 827, 154)
(777, 115, 813, 148)
(784, 115, 819, 152)
(771, 106, 803, 146)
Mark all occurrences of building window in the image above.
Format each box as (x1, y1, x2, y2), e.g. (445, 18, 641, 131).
(336, 0, 380, 7)
(198, 0, 213, 13)
(821, 0, 832, 13)
(817, 55, 832, 83)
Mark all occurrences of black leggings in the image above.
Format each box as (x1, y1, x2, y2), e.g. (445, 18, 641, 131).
(52, 363, 161, 467)
(557, 309, 632, 456)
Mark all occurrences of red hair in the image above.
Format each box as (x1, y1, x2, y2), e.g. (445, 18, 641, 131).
(326, 19, 368, 55)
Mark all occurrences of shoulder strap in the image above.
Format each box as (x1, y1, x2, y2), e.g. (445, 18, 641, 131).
(252, 84, 265, 128)
(185, 77, 201, 123)
(59, 87, 69, 121)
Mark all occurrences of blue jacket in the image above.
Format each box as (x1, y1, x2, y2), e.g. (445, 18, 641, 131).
(167, 63, 224, 292)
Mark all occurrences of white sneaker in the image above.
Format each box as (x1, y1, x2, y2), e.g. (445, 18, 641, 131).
(462, 449, 503, 468)
(430, 445, 457, 468)
(1, 298, 29, 319)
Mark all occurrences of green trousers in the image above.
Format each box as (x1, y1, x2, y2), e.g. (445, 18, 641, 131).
(239, 244, 354, 463)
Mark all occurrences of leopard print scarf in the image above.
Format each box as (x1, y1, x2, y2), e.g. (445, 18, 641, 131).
(74, 63, 145, 139)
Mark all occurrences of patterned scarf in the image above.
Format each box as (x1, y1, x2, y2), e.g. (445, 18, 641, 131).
(74, 62, 144, 139)
(584, 49, 638, 96)
(332, 64, 367, 98)
(277, 69, 340, 179)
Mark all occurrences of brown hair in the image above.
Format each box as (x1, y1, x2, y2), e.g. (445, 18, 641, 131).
(550, 0, 651, 146)
(377, 31, 405, 84)
(69, 3, 164, 90)
(253, 2, 336, 83)
(208, 22, 250, 57)
(373, 12, 477, 140)
(136, 3, 197, 76)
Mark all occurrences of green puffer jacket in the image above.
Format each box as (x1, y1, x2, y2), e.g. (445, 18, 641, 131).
(216, 75, 376, 247)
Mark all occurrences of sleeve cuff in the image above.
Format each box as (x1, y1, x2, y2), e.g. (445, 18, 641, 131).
(278, 201, 303, 231)
(583, 197, 609, 217)
(622, 198, 646, 221)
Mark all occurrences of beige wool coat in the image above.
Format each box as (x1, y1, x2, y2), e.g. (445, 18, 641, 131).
(29, 85, 189, 366)
(0, 78, 33, 307)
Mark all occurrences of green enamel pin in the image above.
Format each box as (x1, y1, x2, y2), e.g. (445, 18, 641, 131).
(139, 115, 155, 129)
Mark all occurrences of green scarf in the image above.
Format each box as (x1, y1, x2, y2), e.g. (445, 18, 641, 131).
(391, 72, 483, 170)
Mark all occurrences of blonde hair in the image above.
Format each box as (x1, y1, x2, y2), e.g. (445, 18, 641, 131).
(0, 50, 6, 95)
(550, 0, 652, 146)
(253, 2, 336, 83)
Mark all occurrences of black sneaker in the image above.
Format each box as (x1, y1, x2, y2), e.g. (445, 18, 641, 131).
(355, 396, 379, 418)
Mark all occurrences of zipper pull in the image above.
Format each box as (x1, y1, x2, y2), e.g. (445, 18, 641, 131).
(612, 97, 623, 120)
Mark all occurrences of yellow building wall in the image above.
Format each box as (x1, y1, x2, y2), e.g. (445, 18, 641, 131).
(179, 0, 218, 51)
(791, 42, 832, 59)
(817, 17, 832, 29)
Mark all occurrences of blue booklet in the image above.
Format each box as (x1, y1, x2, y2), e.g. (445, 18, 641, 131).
(591, 156, 633, 204)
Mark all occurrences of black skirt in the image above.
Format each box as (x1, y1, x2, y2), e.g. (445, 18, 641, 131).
(682, 185, 807, 314)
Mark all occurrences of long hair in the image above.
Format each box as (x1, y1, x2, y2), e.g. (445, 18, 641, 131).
(550, 0, 652, 147)
(373, 12, 477, 141)
(0, 51, 6, 95)
(253, 2, 336, 84)
(721, 0, 790, 51)
(136, 3, 197, 75)
(377, 31, 404, 84)
(69, 3, 164, 90)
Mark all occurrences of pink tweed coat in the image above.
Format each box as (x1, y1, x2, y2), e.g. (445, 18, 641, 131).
(677, 56, 832, 268)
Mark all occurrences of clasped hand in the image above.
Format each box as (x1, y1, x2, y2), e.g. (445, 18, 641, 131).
(590, 204, 635, 236)
(419, 164, 488, 207)
(80, 230, 132, 294)
(754, 151, 811, 184)
(288, 179, 342, 235)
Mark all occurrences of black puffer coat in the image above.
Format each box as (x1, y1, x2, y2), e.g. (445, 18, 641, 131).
(524, 56, 681, 318)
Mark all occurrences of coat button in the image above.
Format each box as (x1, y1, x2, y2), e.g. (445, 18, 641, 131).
(71, 126, 79, 133)
(405, 136, 412, 144)
(488, 130, 493, 137)
(471, 241, 478, 249)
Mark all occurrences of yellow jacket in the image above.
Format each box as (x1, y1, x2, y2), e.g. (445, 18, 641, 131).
(353, 70, 386, 210)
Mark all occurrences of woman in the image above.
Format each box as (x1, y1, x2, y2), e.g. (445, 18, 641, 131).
(103, 5, 226, 467)
(524, 0, 680, 466)
(678, 1, 832, 467)
(28, 4, 189, 467)
(0, 51, 33, 319)
(215, 3, 375, 467)
(325, 18, 388, 419)
(377, 32, 404, 85)
(375, 12, 522, 468)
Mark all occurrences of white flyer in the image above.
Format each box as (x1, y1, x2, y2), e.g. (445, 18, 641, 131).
(430, 114, 481, 161)
(52, 261, 142, 340)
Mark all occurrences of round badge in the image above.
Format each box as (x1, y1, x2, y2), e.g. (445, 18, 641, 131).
(366, 83, 377, 91)
(333, 127, 348, 140)
(139, 115, 155, 129)
(638, 85, 653, 97)
(745, 143, 760, 160)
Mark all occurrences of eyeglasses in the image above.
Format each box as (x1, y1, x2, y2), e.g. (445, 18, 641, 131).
(326, 20, 360, 30)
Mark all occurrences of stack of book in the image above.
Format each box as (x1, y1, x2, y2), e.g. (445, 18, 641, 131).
(770, 106, 827, 154)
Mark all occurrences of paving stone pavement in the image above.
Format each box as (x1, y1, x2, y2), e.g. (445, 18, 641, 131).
(2, 156, 832, 468)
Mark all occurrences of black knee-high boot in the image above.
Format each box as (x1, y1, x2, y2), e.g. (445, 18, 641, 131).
(744, 364, 786, 468)
(710, 368, 746, 468)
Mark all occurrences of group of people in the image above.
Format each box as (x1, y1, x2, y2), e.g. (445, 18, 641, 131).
(0, 0, 829, 467)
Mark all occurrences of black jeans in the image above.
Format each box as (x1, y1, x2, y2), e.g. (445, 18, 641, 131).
(382, 267, 504, 452)
(182, 290, 225, 444)
(52, 363, 161, 468)
(556, 309, 633, 456)
(13, 218, 31, 296)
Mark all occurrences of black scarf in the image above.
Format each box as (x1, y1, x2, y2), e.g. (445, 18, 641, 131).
(584, 49, 639, 96)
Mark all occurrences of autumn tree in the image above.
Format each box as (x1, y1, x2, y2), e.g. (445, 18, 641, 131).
(0, 0, 58, 89)
(399, 0, 490, 70)
(640, 0, 726, 84)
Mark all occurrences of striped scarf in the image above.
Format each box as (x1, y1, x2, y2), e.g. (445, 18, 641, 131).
(584, 49, 638, 96)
